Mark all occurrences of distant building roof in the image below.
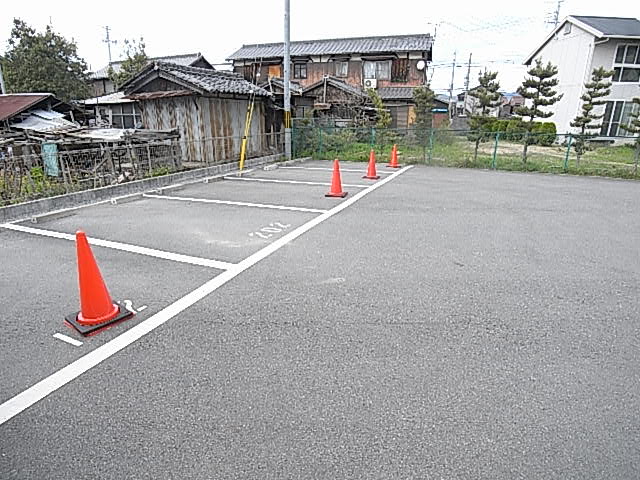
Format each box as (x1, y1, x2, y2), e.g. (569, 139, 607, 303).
(90, 53, 212, 80)
(227, 34, 433, 60)
(0, 93, 53, 122)
(123, 62, 270, 97)
(571, 16, 640, 37)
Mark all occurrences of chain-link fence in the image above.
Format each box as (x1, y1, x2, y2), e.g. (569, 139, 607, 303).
(292, 126, 640, 179)
(0, 132, 283, 206)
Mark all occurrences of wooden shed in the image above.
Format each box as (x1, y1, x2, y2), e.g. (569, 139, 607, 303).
(121, 62, 273, 165)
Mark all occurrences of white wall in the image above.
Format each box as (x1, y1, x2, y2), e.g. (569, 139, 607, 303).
(591, 39, 640, 103)
(531, 23, 595, 134)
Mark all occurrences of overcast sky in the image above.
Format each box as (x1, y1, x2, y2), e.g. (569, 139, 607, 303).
(1, 0, 638, 94)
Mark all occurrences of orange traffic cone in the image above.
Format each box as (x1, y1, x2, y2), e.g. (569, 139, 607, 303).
(65, 231, 134, 335)
(388, 144, 401, 168)
(325, 159, 348, 198)
(363, 149, 380, 180)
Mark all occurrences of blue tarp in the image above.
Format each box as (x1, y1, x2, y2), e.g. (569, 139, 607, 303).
(42, 143, 59, 177)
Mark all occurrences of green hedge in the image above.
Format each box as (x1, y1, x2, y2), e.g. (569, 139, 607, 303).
(480, 119, 557, 146)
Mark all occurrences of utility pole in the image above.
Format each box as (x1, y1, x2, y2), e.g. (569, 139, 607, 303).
(0, 62, 6, 94)
(463, 53, 472, 116)
(448, 51, 457, 120)
(546, 0, 564, 28)
(103, 26, 117, 64)
(283, 0, 292, 160)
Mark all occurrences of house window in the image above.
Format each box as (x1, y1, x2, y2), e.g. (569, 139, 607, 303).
(363, 61, 391, 80)
(268, 65, 281, 78)
(364, 61, 376, 79)
(391, 59, 409, 83)
(293, 63, 307, 79)
(564, 23, 572, 35)
(335, 61, 348, 78)
(600, 100, 639, 137)
(613, 44, 640, 83)
(111, 103, 142, 129)
(376, 61, 391, 80)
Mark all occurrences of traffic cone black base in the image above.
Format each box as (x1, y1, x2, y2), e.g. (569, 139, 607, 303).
(65, 302, 133, 336)
(325, 191, 348, 198)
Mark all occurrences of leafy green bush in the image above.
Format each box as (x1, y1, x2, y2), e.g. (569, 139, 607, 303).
(320, 128, 358, 152)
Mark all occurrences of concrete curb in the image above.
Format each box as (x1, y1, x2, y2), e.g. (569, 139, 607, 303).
(1, 154, 309, 224)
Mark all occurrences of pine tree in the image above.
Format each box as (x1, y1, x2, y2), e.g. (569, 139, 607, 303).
(1, 18, 90, 101)
(516, 59, 563, 163)
(468, 70, 501, 163)
(570, 67, 613, 166)
(620, 97, 640, 175)
(413, 85, 435, 144)
(108, 38, 148, 90)
(367, 88, 391, 129)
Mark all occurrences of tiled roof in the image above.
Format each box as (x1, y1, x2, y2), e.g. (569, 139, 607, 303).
(0, 93, 52, 121)
(572, 16, 640, 37)
(303, 77, 367, 98)
(90, 53, 207, 80)
(124, 62, 271, 97)
(259, 77, 303, 95)
(227, 34, 433, 60)
(378, 86, 421, 100)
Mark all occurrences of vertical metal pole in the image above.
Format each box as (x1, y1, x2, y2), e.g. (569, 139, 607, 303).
(564, 134, 572, 171)
(0, 62, 6, 94)
(428, 129, 434, 164)
(492, 132, 500, 169)
(283, 0, 292, 160)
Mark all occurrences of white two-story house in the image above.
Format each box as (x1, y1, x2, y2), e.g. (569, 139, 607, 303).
(524, 15, 640, 137)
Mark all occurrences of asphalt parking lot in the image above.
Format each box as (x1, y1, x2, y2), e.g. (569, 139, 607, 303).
(1, 160, 639, 479)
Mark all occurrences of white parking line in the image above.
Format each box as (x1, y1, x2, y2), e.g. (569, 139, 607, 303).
(279, 166, 392, 174)
(53, 333, 83, 347)
(1, 223, 235, 270)
(143, 193, 327, 214)
(224, 176, 369, 188)
(0, 166, 412, 426)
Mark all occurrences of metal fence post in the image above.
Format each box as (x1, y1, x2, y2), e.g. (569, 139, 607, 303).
(318, 126, 323, 156)
(492, 132, 500, 170)
(428, 129, 434, 164)
(564, 134, 573, 171)
(370, 127, 375, 148)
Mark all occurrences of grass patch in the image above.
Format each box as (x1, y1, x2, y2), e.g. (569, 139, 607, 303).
(295, 133, 639, 180)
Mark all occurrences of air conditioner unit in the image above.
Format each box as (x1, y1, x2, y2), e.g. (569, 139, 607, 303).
(363, 78, 377, 89)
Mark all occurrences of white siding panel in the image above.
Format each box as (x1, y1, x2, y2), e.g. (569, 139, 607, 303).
(532, 25, 595, 134)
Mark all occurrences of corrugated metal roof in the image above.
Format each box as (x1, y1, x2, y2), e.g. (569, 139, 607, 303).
(90, 53, 206, 80)
(83, 91, 135, 105)
(126, 62, 271, 97)
(227, 34, 433, 60)
(572, 16, 640, 37)
(0, 93, 52, 121)
(11, 114, 76, 132)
